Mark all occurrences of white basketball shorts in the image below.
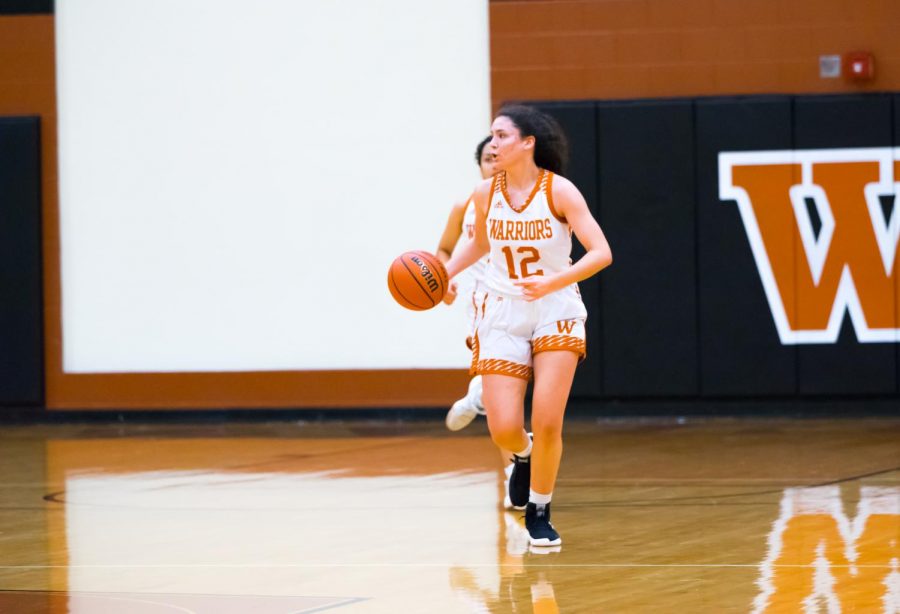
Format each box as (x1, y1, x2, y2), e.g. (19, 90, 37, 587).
(470, 284, 587, 380)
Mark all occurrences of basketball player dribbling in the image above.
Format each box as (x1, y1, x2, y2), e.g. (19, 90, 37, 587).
(437, 136, 495, 432)
(445, 105, 612, 547)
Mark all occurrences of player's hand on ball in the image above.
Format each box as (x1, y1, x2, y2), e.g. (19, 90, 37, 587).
(443, 281, 458, 305)
(514, 276, 556, 302)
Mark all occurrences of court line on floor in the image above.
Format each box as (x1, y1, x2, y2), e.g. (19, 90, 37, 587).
(0, 563, 895, 569)
(563, 464, 900, 507)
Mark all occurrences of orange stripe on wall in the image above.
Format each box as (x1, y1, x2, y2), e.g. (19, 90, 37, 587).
(47, 370, 471, 410)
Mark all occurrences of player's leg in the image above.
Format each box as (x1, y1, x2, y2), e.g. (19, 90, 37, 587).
(446, 374, 484, 431)
(471, 294, 533, 507)
(525, 300, 586, 547)
(482, 374, 529, 453)
(524, 350, 578, 547)
(482, 373, 530, 509)
(446, 290, 487, 431)
(530, 350, 578, 494)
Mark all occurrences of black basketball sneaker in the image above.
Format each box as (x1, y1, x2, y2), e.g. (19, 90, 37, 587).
(525, 502, 561, 547)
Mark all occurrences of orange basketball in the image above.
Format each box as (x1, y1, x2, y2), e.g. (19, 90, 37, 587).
(387, 250, 449, 311)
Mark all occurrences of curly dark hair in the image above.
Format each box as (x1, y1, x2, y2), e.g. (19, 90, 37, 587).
(495, 104, 568, 175)
(474, 135, 492, 165)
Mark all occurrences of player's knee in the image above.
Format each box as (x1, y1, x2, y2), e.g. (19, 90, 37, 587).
(531, 418, 563, 443)
(488, 420, 523, 450)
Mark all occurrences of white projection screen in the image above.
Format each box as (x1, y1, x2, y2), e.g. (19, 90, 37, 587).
(55, 0, 491, 373)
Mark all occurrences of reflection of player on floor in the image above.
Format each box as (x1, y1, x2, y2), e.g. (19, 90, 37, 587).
(437, 136, 495, 432)
(445, 105, 612, 547)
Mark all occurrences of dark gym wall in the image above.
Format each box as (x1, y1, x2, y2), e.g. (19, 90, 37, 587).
(793, 95, 896, 396)
(596, 100, 698, 397)
(537, 93, 900, 401)
(695, 97, 796, 396)
(0, 117, 43, 405)
(0, 11, 54, 410)
(0, 1, 52, 15)
(1, 2, 897, 410)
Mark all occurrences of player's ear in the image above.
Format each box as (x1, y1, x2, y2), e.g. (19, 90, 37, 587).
(522, 135, 535, 151)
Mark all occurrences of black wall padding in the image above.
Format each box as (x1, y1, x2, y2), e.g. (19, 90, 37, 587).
(793, 95, 896, 395)
(695, 97, 797, 396)
(0, 1, 53, 14)
(896, 94, 900, 394)
(0, 117, 43, 406)
(536, 102, 604, 398)
(596, 100, 698, 397)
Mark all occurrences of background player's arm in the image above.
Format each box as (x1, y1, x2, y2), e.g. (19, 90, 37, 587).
(436, 200, 468, 264)
(444, 180, 491, 280)
(516, 176, 612, 301)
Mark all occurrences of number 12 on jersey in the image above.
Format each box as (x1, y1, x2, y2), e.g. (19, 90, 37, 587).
(502, 245, 544, 280)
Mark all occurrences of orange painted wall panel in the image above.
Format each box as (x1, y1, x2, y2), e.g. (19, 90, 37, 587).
(490, 0, 900, 105)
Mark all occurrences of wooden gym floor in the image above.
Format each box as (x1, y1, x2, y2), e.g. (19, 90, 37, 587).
(0, 415, 898, 613)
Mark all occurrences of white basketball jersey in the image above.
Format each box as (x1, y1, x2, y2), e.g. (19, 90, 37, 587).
(484, 170, 574, 297)
(451, 194, 488, 293)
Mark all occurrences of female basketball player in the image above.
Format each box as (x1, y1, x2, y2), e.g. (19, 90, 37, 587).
(444, 105, 612, 547)
(438, 136, 494, 432)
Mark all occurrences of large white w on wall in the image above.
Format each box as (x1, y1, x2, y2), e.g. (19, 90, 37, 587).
(718, 148, 900, 345)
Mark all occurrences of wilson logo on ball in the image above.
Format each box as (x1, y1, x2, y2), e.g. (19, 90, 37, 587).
(387, 250, 448, 311)
(409, 254, 440, 293)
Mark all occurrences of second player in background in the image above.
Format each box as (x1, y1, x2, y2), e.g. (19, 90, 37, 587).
(437, 136, 495, 432)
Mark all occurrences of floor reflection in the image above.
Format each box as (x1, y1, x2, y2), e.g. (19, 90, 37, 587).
(2, 419, 898, 612)
(449, 509, 561, 613)
(45, 435, 503, 612)
(753, 485, 900, 613)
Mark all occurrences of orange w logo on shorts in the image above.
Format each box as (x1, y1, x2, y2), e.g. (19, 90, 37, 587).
(556, 320, 576, 334)
(719, 148, 900, 344)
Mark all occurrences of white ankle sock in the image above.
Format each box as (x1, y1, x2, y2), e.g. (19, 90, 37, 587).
(529, 489, 552, 505)
(514, 437, 532, 458)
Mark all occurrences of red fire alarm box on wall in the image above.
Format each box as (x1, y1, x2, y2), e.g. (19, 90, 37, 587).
(844, 51, 875, 82)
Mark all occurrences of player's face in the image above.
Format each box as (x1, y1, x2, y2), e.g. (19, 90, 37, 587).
(489, 116, 534, 171)
(479, 148, 497, 179)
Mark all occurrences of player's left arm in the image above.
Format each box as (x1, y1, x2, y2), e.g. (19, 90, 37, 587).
(516, 176, 612, 301)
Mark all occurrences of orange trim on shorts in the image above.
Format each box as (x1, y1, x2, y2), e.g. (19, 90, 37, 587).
(545, 172, 566, 223)
(532, 335, 586, 359)
(469, 332, 481, 375)
(499, 169, 545, 214)
(474, 358, 533, 381)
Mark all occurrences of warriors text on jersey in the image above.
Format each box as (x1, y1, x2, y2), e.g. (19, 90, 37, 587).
(484, 170, 574, 297)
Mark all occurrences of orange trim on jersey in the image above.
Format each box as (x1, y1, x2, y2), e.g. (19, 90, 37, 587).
(545, 172, 566, 223)
(533, 335, 586, 359)
(461, 192, 477, 235)
(474, 358, 533, 381)
(499, 169, 545, 214)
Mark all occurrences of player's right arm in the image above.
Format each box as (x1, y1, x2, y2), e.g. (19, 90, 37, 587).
(444, 179, 491, 280)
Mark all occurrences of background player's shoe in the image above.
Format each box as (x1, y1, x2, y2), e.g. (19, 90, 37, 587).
(525, 502, 561, 547)
(502, 462, 521, 510)
(445, 375, 485, 431)
(507, 433, 532, 508)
